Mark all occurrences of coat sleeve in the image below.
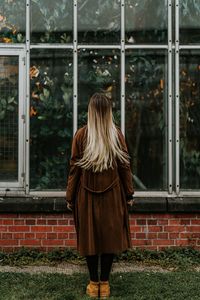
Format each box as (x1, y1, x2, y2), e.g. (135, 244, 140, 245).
(117, 128, 134, 200)
(66, 129, 82, 206)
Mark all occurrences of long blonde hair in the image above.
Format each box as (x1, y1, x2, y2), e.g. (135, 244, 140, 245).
(76, 93, 130, 172)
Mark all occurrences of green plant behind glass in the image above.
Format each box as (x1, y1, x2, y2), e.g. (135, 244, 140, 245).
(30, 52, 73, 190)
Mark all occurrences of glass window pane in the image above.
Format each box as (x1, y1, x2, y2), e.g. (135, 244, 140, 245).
(31, 0, 73, 43)
(78, 0, 120, 44)
(125, 50, 168, 190)
(0, 56, 18, 181)
(0, 0, 25, 43)
(30, 50, 73, 190)
(78, 49, 121, 128)
(180, 50, 200, 189)
(180, 0, 200, 44)
(125, 0, 168, 44)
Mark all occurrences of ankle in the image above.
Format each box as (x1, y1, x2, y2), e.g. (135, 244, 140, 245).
(90, 280, 99, 284)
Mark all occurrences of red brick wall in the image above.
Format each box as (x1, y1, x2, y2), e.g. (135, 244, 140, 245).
(0, 213, 200, 252)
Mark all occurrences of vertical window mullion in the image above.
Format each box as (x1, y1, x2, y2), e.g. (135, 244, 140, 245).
(18, 51, 25, 188)
(121, 0, 125, 134)
(175, 0, 180, 195)
(73, 0, 78, 135)
(25, 0, 30, 194)
(168, 0, 173, 194)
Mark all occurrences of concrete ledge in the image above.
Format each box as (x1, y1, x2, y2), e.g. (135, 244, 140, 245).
(0, 196, 200, 213)
(168, 197, 200, 213)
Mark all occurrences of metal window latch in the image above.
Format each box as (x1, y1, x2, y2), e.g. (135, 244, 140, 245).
(21, 172, 25, 178)
(21, 114, 25, 123)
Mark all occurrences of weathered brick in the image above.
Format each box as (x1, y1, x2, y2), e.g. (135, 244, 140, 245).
(26, 220, 36, 225)
(153, 240, 174, 246)
(136, 219, 146, 225)
(157, 233, 168, 239)
(42, 240, 64, 246)
(47, 220, 58, 225)
(0, 239, 18, 245)
(136, 233, 146, 239)
(14, 220, 25, 225)
(37, 220, 46, 225)
(8, 226, 30, 232)
(53, 226, 75, 232)
(57, 233, 69, 239)
(148, 226, 163, 232)
(2, 219, 13, 225)
(20, 239, 41, 246)
(147, 219, 157, 225)
(31, 226, 52, 232)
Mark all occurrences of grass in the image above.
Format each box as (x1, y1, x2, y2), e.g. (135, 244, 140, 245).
(1, 270, 200, 300)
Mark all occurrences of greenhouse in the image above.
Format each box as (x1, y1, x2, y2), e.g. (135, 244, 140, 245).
(0, 0, 200, 196)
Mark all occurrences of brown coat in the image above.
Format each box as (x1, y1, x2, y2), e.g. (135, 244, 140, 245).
(66, 125, 134, 256)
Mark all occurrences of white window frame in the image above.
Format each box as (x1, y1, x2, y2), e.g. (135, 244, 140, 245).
(0, 48, 26, 191)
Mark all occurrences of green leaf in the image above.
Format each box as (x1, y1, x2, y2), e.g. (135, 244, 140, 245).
(1, 99, 7, 108)
(0, 111, 5, 120)
(43, 88, 50, 98)
(8, 97, 15, 104)
(7, 105, 15, 112)
(37, 116, 46, 120)
(39, 94, 45, 101)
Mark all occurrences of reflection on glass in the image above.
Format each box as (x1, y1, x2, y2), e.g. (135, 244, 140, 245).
(0, 0, 25, 43)
(125, 50, 167, 190)
(30, 50, 73, 190)
(180, 51, 200, 189)
(78, 0, 120, 44)
(31, 0, 73, 43)
(180, 0, 200, 44)
(0, 56, 18, 180)
(125, 0, 167, 44)
(78, 49, 121, 127)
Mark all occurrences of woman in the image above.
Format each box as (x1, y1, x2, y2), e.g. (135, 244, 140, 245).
(66, 92, 135, 299)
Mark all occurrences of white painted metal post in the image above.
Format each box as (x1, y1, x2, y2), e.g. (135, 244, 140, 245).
(73, 0, 78, 135)
(25, 0, 30, 194)
(121, 0, 125, 135)
(168, 0, 173, 194)
(175, 0, 180, 195)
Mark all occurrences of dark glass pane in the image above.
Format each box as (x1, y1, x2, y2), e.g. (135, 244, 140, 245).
(125, 50, 168, 190)
(31, 0, 73, 43)
(78, 49, 121, 127)
(78, 0, 120, 44)
(180, 51, 200, 189)
(30, 50, 73, 190)
(125, 0, 168, 44)
(0, 56, 18, 180)
(0, 0, 25, 43)
(180, 0, 200, 44)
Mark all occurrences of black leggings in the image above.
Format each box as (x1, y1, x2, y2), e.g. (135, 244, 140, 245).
(86, 253, 114, 282)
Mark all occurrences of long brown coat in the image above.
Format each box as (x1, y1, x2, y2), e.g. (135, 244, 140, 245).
(66, 125, 134, 256)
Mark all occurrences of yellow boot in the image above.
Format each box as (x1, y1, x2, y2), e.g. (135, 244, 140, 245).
(100, 281, 110, 299)
(86, 280, 99, 298)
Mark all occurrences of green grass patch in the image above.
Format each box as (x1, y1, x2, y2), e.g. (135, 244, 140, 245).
(1, 271, 200, 300)
(1, 246, 200, 270)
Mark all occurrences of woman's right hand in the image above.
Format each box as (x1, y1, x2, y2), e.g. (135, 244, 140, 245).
(67, 201, 73, 211)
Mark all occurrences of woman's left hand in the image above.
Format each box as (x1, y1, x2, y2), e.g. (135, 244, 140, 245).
(127, 199, 136, 207)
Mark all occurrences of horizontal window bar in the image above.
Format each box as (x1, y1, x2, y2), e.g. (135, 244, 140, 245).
(30, 44, 73, 49)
